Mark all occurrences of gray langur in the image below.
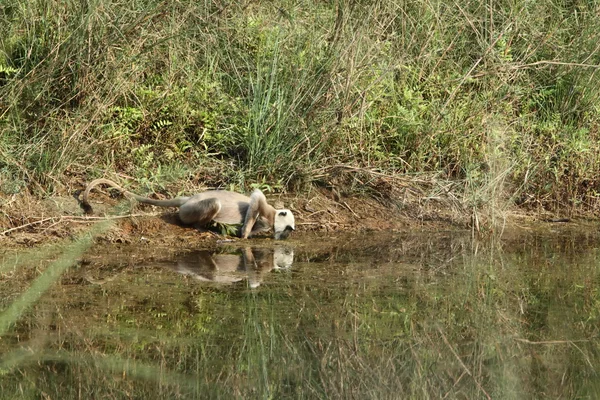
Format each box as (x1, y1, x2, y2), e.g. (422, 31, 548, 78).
(81, 179, 295, 239)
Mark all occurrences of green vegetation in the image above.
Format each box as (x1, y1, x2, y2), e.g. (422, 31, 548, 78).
(2, 0, 600, 215)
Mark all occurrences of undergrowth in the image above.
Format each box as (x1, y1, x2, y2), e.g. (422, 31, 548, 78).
(2, 0, 600, 219)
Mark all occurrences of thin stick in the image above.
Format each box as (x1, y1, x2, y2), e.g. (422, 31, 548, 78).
(1, 217, 56, 236)
(438, 327, 491, 400)
(0, 213, 161, 236)
(442, 370, 467, 400)
(341, 201, 359, 218)
(512, 60, 600, 70)
(470, 60, 600, 79)
(514, 338, 589, 345)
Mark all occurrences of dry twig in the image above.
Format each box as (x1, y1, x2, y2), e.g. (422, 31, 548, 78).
(0, 213, 160, 236)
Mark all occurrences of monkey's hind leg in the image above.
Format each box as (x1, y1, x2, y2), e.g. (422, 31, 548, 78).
(179, 198, 221, 226)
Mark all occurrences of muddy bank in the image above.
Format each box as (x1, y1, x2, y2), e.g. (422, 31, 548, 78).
(0, 183, 456, 247)
(0, 184, 584, 250)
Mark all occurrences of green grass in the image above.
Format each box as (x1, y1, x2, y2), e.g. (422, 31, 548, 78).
(2, 0, 600, 214)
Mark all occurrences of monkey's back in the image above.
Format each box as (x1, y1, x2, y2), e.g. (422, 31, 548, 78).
(193, 190, 251, 224)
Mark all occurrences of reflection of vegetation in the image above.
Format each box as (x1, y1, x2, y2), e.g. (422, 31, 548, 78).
(1, 232, 600, 398)
(0, 221, 111, 336)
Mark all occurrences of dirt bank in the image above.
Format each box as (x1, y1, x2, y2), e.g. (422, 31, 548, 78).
(1, 180, 585, 251)
(0, 182, 476, 249)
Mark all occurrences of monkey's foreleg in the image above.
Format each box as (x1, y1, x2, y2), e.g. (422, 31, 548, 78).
(241, 213, 258, 239)
(241, 190, 264, 238)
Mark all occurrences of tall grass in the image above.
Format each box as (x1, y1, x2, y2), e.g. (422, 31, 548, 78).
(2, 0, 600, 212)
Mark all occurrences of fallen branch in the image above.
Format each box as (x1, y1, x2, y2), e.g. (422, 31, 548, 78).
(0, 213, 161, 236)
(0, 217, 56, 236)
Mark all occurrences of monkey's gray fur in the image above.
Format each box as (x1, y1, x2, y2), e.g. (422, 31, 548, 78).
(82, 179, 295, 239)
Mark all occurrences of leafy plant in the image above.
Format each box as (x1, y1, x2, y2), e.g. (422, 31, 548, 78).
(250, 177, 284, 194)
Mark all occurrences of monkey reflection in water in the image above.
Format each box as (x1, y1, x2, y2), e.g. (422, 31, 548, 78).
(174, 246, 294, 288)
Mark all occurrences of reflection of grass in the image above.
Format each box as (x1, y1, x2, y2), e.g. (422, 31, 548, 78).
(0, 348, 201, 396)
(239, 291, 272, 398)
(0, 242, 65, 275)
(1, 232, 600, 398)
(0, 221, 111, 337)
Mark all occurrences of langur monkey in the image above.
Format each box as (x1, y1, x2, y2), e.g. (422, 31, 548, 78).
(81, 179, 295, 239)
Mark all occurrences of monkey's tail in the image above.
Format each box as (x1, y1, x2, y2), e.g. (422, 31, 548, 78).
(81, 178, 188, 214)
(81, 178, 130, 214)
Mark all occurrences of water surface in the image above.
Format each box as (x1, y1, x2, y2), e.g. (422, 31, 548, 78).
(1, 229, 600, 399)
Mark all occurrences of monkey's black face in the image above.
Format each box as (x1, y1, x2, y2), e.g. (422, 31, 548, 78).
(274, 225, 294, 240)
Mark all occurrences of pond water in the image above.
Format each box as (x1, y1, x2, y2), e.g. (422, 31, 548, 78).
(1, 228, 600, 399)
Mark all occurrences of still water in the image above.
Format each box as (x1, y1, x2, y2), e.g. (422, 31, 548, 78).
(1, 228, 600, 399)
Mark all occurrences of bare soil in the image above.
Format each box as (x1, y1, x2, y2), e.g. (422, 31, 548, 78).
(0, 183, 468, 248)
(0, 184, 581, 251)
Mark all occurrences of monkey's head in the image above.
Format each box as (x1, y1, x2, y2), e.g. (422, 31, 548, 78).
(273, 210, 295, 240)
